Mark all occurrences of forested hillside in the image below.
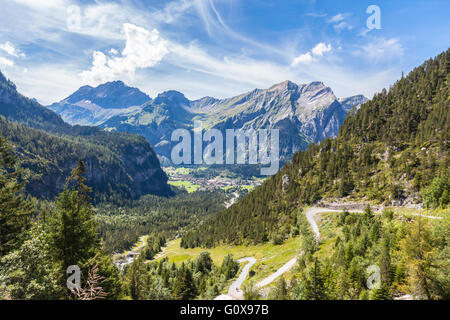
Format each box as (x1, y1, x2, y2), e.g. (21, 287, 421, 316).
(182, 49, 449, 248)
(96, 190, 227, 253)
(0, 70, 171, 201)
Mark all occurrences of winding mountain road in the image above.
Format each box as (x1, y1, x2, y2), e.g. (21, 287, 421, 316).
(214, 256, 299, 300)
(306, 206, 443, 241)
(225, 192, 240, 209)
(214, 257, 257, 300)
(306, 207, 364, 241)
(215, 205, 443, 300)
(255, 257, 298, 289)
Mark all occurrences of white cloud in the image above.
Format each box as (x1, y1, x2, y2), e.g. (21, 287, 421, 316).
(291, 53, 313, 66)
(333, 21, 353, 32)
(0, 42, 25, 57)
(0, 56, 14, 66)
(311, 43, 332, 57)
(157, 0, 195, 23)
(305, 12, 327, 18)
(109, 48, 119, 55)
(327, 13, 352, 32)
(358, 28, 371, 37)
(358, 38, 404, 61)
(168, 42, 295, 89)
(0, 42, 25, 67)
(6, 0, 171, 42)
(11, 0, 66, 10)
(327, 13, 347, 23)
(81, 24, 169, 85)
(291, 42, 332, 66)
(192, 0, 286, 57)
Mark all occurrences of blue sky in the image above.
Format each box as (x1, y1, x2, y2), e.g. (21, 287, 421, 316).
(0, 0, 448, 104)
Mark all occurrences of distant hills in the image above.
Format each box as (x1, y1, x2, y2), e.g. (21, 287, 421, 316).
(48, 80, 367, 163)
(0, 71, 171, 201)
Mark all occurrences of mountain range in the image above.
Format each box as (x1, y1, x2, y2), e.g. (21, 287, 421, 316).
(48, 80, 367, 163)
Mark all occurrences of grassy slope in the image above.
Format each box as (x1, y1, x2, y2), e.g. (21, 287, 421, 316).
(154, 237, 302, 286)
(168, 181, 201, 193)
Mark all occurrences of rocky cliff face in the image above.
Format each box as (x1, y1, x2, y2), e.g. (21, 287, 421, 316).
(192, 80, 365, 157)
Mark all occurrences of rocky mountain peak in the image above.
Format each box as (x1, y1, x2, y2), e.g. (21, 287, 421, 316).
(63, 80, 151, 109)
(153, 90, 189, 107)
(268, 80, 299, 92)
(339, 94, 369, 112)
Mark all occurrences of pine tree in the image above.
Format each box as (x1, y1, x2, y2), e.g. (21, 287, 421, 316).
(0, 135, 32, 257)
(52, 159, 100, 273)
(379, 236, 392, 286)
(401, 217, 437, 299)
(128, 256, 147, 300)
(268, 277, 289, 300)
(294, 258, 328, 300)
(51, 159, 121, 299)
(0, 224, 60, 299)
(172, 263, 197, 300)
(370, 283, 392, 300)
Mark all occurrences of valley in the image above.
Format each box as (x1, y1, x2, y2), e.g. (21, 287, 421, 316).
(164, 166, 264, 193)
(0, 48, 448, 301)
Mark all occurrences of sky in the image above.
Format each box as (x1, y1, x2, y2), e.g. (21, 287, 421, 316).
(0, 0, 449, 105)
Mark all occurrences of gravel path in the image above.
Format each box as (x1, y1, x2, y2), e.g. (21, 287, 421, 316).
(214, 257, 256, 300)
(255, 257, 298, 289)
(229, 257, 257, 299)
(406, 212, 442, 220)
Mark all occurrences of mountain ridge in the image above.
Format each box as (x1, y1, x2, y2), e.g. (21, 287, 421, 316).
(49, 80, 367, 162)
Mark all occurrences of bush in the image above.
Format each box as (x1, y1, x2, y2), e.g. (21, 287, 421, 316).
(382, 209, 394, 220)
(421, 175, 449, 208)
(271, 234, 284, 245)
